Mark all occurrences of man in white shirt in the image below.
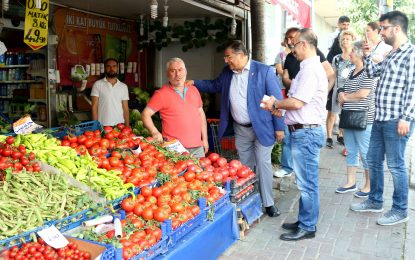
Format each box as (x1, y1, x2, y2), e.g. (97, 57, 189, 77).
(91, 58, 129, 126)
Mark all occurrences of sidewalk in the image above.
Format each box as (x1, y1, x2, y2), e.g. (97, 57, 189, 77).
(221, 142, 414, 260)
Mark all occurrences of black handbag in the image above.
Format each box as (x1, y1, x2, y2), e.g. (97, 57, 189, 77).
(339, 109, 368, 130)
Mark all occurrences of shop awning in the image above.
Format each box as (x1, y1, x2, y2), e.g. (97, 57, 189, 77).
(270, 0, 311, 28)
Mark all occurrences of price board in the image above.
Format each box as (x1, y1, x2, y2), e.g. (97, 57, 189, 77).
(24, 0, 49, 50)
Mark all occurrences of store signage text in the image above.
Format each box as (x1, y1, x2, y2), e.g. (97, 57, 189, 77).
(24, 0, 49, 50)
(65, 15, 132, 33)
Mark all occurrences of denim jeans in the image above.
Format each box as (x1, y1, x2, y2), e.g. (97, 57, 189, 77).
(281, 125, 294, 173)
(290, 126, 324, 231)
(343, 124, 372, 169)
(367, 120, 414, 216)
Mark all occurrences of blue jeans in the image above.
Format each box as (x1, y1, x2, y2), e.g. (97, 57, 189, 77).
(367, 120, 414, 216)
(290, 126, 324, 231)
(343, 124, 372, 169)
(281, 125, 293, 173)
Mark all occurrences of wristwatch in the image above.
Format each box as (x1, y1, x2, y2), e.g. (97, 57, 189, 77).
(272, 100, 278, 111)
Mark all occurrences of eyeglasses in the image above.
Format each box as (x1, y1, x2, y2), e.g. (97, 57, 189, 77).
(224, 52, 239, 61)
(380, 25, 395, 31)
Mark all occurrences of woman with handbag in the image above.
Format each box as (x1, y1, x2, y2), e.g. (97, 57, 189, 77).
(335, 40, 377, 198)
(326, 30, 356, 149)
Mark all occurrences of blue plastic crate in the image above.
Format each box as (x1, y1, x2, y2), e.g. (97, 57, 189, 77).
(67, 120, 102, 136)
(132, 235, 169, 260)
(45, 126, 68, 139)
(165, 198, 207, 247)
(0, 225, 45, 250)
(205, 188, 231, 217)
(50, 208, 94, 233)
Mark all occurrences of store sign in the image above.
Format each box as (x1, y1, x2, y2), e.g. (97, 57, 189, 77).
(24, 0, 49, 50)
(271, 0, 311, 28)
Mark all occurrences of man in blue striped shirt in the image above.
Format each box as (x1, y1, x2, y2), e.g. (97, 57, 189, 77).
(350, 11, 415, 226)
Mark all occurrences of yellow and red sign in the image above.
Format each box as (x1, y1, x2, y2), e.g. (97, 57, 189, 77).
(24, 0, 49, 50)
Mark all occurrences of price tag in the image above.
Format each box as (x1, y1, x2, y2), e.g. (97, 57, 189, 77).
(24, 0, 49, 50)
(37, 225, 69, 249)
(163, 139, 188, 154)
(13, 115, 43, 134)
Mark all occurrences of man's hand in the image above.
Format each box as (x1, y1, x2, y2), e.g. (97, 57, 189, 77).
(203, 139, 209, 154)
(275, 130, 284, 143)
(397, 120, 410, 136)
(151, 131, 163, 143)
(261, 96, 277, 111)
(185, 80, 194, 86)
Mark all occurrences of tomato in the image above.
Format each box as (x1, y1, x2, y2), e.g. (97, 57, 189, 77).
(84, 139, 95, 148)
(110, 151, 122, 158)
(184, 171, 196, 182)
(68, 135, 78, 143)
(76, 135, 87, 144)
(6, 136, 14, 145)
(141, 207, 153, 220)
(171, 202, 185, 213)
(229, 159, 242, 170)
(20, 157, 30, 166)
(208, 153, 220, 162)
(61, 139, 71, 146)
(237, 166, 250, 178)
(116, 123, 126, 130)
(11, 151, 22, 160)
(109, 157, 121, 167)
(1, 148, 11, 157)
(99, 138, 110, 149)
(18, 144, 26, 154)
(83, 131, 94, 137)
(121, 197, 136, 213)
(141, 186, 152, 197)
(94, 129, 101, 137)
(216, 157, 228, 167)
(28, 152, 36, 161)
(213, 172, 223, 182)
(75, 145, 87, 155)
(123, 155, 134, 165)
(153, 208, 168, 222)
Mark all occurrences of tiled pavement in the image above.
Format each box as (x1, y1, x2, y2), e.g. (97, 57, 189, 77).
(220, 142, 415, 260)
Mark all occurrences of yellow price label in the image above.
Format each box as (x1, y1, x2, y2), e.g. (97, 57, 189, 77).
(24, 0, 49, 50)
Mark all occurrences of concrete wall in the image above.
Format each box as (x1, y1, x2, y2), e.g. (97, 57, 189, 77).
(313, 13, 335, 56)
(264, 4, 284, 66)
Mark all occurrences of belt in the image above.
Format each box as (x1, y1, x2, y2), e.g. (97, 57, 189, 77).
(237, 122, 252, 128)
(288, 124, 320, 132)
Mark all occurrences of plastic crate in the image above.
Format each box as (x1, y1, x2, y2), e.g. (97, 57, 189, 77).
(229, 175, 258, 197)
(40, 126, 68, 139)
(132, 234, 169, 260)
(66, 237, 116, 260)
(205, 187, 231, 216)
(50, 208, 95, 233)
(230, 184, 258, 204)
(237, 191, 263, 225)
(66, 120, 102, 136)
(165, 198, 207, 247)
(0, 226, 45, 250)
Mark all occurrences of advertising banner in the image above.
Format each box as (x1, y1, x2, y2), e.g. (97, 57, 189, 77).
(54, 8, 138, 87)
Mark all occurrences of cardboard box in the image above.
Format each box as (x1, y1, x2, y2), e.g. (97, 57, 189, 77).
(66, 237, 107, 260)
(29, 84, 46, 99)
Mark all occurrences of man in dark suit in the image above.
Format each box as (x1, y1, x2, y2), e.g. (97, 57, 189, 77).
(187, 40, 285, 217)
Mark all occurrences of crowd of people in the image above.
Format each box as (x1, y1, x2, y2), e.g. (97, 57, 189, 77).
(92, 10, 415, 242)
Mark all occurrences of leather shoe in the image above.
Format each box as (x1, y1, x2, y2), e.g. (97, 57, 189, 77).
(282, 221, 299, 230)
(280, 228, 315, 241)
(265, 205, 280, 217)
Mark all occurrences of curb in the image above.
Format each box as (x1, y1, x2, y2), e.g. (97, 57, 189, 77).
(404, 188, 415, 259)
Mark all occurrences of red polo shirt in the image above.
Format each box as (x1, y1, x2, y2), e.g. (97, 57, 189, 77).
(147, 84, 203, 148)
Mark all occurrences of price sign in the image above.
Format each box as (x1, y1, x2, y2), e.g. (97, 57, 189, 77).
(37, 225, 69, 249)
(24, 0, 49, 50)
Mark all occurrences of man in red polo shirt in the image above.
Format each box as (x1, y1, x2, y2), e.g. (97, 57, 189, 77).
(141, 57, 208, 157)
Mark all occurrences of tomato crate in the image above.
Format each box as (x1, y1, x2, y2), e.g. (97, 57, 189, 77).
(131, 235, 169, 260)
(205, 186, 231, 216)
(208, 119, 238, 160)
(43, 125, 68, 139)
(230, 184, 258, 204)
(66, 120, 102, 136)
(229, 174, 258, 197)
(0, 226, 45, 250)
(165, 198, 207, 247)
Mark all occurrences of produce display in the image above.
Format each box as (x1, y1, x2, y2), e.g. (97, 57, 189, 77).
(3, 240, 91, 260)
(0, 120, 252, 259)
(3, 133, 135, 200)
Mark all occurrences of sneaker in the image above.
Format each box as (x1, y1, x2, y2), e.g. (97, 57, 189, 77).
(335, 184, 357, 194)
(354, 190, 369, 198)
(377, 210, 409, 226)
(274, 169, 293, 178)
(326, 138, 333, 148)
(350, 199, 383, 212)
(337, 136, 345, 145)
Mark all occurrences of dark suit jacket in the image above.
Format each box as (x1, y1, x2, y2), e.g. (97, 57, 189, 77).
(195, 60, 285, 146)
